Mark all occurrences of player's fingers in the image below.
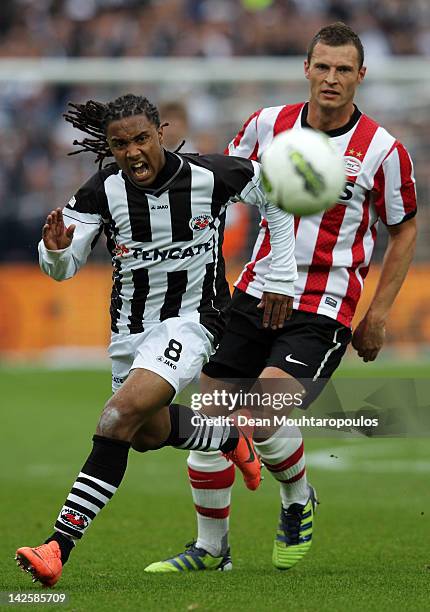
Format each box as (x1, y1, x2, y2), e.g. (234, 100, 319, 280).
(352, 336, 363, 352)
(361, 348, 371, 361)
(362, 348, 376, 362)
(276, 300, 289, 328)
(262, 299, 273, 328)
(56, 209, 65, 234)
(269, 300, 281, 329)
(66, 224, 76, 239)
(48, 210, 58, 231)
(43, 214, 56, 237)
(285, 297, 293, 320)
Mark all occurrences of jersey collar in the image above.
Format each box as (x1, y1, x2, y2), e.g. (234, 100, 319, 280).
(123, 150, 184, 196)
(301, 102, 362, 137)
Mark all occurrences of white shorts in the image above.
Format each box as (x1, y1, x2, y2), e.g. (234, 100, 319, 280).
(108, 317, 215, 395)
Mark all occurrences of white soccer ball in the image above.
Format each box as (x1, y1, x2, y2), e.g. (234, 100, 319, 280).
(261, 128, 346, 216)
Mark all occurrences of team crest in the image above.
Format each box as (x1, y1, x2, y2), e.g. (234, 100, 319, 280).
(113, 243, 130, 257)
(60, 508, 89, 530)
(344, 156, 362, 177)
(189, 214, 213, 231)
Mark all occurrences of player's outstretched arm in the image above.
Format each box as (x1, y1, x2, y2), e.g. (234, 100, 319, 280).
(38, 204, 103, 282)
(42, 208, 76, 251)
(352, 217, 417, 362)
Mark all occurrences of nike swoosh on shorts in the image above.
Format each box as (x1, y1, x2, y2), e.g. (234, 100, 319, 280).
(285, 354, 308, 366)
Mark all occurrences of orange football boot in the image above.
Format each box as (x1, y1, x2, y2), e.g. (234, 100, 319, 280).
(224, 410, 261, 491)
(16, 541, 62, 587)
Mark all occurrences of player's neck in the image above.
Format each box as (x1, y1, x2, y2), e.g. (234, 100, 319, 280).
(306, 101, 356, 133)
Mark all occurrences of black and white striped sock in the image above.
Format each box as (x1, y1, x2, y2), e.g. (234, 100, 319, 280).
(165, 404, 238, 453)
(53, 435, 130, 543)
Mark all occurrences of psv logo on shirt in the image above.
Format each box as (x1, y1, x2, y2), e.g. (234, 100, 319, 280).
(344, 155, 362, 177)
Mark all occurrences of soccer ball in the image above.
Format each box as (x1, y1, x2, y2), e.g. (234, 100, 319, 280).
(261, 128, 346, 216)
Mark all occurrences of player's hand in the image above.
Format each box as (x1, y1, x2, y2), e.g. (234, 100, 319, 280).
(258, 292, 293, 329)
(352, 315, 386, 362)
(42, 208, 76, 251)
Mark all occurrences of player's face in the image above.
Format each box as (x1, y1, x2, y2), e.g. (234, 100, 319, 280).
(304, 42, 366, 111)
(106, 114, 165, 187)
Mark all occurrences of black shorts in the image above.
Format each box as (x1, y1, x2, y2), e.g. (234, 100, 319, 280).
(203, 289, 352, 409)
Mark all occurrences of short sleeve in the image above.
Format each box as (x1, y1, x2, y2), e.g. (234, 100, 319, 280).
(373, 141, 417, 226)
(225, 109, 262, 160)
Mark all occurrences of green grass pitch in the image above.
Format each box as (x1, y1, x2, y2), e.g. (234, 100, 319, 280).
(1, 364, 429, 611)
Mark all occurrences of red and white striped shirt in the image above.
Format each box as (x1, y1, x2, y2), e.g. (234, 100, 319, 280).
(229, 102, 417, 327)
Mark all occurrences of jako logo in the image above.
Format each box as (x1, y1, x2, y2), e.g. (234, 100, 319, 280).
(156, 355, 177, 369)
(189, 214, 213, 231)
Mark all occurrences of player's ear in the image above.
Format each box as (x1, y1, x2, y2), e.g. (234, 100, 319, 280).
(358, 65, 366, 84)
(158, 124, 164, 145)
(304, 60, 310, 80)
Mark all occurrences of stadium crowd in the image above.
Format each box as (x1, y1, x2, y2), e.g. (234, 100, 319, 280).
(2, 0, 430, 58)
(1, 0, 429, 261)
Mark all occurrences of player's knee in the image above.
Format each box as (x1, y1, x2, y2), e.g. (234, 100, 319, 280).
(97, 396, 145, 438)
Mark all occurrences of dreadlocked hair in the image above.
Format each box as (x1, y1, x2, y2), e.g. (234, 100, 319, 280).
(63, 93, 161, 168)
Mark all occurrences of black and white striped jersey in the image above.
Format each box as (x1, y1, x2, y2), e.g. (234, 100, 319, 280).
(38, 151, 297, 343)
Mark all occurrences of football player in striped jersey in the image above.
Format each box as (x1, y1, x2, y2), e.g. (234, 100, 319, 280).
(145, 22, 417, 574)
(15, 93, 298, 586)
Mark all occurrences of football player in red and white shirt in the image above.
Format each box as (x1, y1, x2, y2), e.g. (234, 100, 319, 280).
(144, 23, 417, 574)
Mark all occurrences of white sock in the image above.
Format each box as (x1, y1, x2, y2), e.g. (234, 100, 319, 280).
(255, 426, 309, 509)
(187, 450, 235, 557)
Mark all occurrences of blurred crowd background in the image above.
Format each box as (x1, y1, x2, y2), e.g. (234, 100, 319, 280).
(0, 0, 429, 356)
(2, 0, 430, 58)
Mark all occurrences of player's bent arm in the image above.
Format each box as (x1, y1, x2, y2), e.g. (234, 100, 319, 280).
(367, 140, 418, 323)
(365, 216, 417, 324)
(257, 201, 296, 328)
(236, 160, 297, 296)
(38, 209, 103, 281)
(261, 201, 297, 297)
(352, 217, 416, 361)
